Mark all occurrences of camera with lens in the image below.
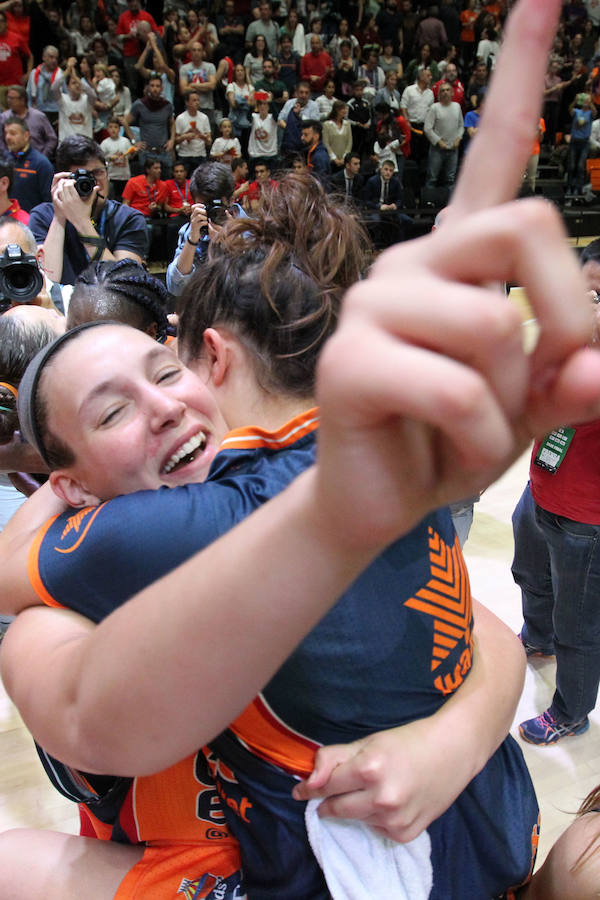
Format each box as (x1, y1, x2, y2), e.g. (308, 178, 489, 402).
(72, 167, 96, 198)
(0, 244, 43, 312)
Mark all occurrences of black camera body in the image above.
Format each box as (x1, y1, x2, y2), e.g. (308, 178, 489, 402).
(0, 244, 43, 312)
(73, 168, 96, 198)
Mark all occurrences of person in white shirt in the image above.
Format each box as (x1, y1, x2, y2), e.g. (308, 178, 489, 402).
(316, 78, 337, 120)
(51, 61, 98, 141)
(100, 118, 136, 200)
(175, 90, 211, 173)
(248, 93, 278, 161)
(400, 67, 434, 165)
(210, 118, 242, 164)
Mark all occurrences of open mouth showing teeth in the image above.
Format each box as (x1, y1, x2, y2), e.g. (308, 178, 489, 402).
(162, 432, 207, 474)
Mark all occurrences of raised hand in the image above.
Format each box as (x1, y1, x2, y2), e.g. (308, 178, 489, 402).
(315, 0, 600, 553)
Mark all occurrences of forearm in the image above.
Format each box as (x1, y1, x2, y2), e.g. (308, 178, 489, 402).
(426, 599, 525, 780)
(2, 468, 376, 776)
(40, 216, 67, 282)
(175, 236, 198, 275)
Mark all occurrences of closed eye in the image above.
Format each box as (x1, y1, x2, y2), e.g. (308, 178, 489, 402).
(99, 405, 124, 426)
(156, 367, 182, 384)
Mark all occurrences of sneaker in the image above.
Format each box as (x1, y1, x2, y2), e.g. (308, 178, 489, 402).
(519, 708, 590, 745)
(518, 630, 554, 658)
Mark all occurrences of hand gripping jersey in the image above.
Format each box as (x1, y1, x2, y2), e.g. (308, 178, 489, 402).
(31, 410, 539, 899)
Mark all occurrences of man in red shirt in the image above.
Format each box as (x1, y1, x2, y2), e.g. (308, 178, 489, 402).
(300, 35, 333, 97)
(164, 160, 191, 259)
(122, 155, 167, 217)
(0, 10, 31, 107)
(122, 154, 167, 262)
(433, 63, 465, 110)
(116, 0, 158, 92)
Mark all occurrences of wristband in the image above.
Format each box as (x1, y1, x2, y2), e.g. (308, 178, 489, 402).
(187, 236, 200, 246)
(78, 233, 106, 248)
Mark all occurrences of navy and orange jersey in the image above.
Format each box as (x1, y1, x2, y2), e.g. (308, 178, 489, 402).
(31, 409, 538, 898)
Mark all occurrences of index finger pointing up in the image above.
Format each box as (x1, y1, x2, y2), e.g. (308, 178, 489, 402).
(450, 0, 562, 217)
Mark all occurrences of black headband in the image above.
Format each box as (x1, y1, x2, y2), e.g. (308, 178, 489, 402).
(18, 320, 121, 467)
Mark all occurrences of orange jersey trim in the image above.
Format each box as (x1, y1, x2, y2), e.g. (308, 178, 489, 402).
(219, 407, 319, 453)
(229, 695, 320, 777)
(27, 513, 65, 608)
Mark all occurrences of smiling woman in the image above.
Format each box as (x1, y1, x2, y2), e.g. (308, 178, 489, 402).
(17, 322, 227, 506)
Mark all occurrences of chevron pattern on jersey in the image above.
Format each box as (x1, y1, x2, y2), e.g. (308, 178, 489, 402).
(404, 527, 473, 694)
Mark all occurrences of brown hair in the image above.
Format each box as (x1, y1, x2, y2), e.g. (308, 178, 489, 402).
(177, 171, 371, 397)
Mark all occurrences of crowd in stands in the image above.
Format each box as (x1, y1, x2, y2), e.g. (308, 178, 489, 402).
(0, 0, 598, 257)
(4, 2, 600, 898)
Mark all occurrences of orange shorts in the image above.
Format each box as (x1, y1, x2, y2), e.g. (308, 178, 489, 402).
(114, 843, 243, 900)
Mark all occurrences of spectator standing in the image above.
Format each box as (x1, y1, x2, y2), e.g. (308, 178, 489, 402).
(254, 57, 289, 118)
(210, 117, 241, 163)
(347, 79, 371, 158)
(248, 91, 278, 164)
(328, 19, 360, 65)
(134, 24, 176, 106)
(543, 57, 569, 146)
(374, 70, 402, 112)
(415, 5, 448, 57)
(301, 118, 330, 181)
(51, 61, 97, 142)
(424, 81, 464, 189)
(0, 84, 56, 157)
(300, 36, 334, 97)
(322, 100, 352, 171)
(357, 47, 386, 104)
(278, 80, 320, 160)
(245, 2, 280, 57)
(477, 26, 500, 70)
(175, 90, 211, 173)
(280, 9, 305, 58)
(401, 67, 434, 165)
(376, 0, 404, 52)
(29, 135, 147, 285)
(226, 63, 254, 156)
(277, 34, 299, 96)
(116, 0, 158, 93)
(379, 40, 404, 77)
(27, 45, 60, 128)
(244, 34, 269, 86)
(108, 66, 131, 124)
(460, 0, 479, 69)
(0, 10, 31, 108)
(217, 0, 245, 64)
(524, 116, 545, 193)
(4, 120, 50, 215)
(127, 74, 175, 178)
(179, 41, 217, 129)
(433, 63, 465, 110)
(316, 78, 336, 120)
(334, 39, 358, 100)
(566, 92, 595, 201)
(100, 117, 135, 201)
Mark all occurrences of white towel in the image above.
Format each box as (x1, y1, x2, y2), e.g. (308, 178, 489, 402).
(305, 798, 433, 900)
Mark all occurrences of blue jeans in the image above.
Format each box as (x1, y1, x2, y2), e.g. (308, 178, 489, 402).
(512, 483, 600, 722)
(426, 144, 458, 188)
(567, 137, 589, 195)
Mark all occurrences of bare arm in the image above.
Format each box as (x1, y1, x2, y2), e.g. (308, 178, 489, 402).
(293, 601, 526, 840)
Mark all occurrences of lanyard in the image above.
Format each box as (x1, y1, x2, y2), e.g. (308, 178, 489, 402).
(174, 181, 190, 203)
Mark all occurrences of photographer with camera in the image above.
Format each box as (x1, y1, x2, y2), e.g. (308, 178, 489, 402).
(28, 136, 147, 286)
(166, 160, 244, 296)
